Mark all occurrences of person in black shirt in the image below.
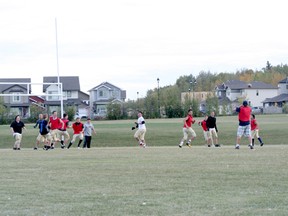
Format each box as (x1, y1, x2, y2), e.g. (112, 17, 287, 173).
(10, 115, 26, 150)
(206, 111, 220, 147)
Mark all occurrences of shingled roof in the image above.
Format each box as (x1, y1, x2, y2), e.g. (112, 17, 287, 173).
(43, 76, 80, 92)
(217, 80, 277, 90)
(0, 78, 31, 93)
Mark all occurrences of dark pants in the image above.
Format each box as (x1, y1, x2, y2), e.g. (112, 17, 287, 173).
(84, 136, 92, 148)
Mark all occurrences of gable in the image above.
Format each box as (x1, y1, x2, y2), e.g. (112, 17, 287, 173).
(43, 76, 80, 92)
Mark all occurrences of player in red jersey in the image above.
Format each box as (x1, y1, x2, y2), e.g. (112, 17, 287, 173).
(178, 109, 196, 148)
(198, 114, 212, 147)
(235, 101, 253, 149)
(49, 111, 64, 149)
(251, 114, 264, 147)
(67, 117, 84, 149)
(58, 113, 71, 149)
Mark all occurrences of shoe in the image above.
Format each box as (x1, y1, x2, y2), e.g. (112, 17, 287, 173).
(186, 143, 191, 148)
(208, 145, 211, 147)
(260, 143, 264, 146)
(215, 144, 221, 147)
(77, 147, 80, 149)
(61, 144, 65, 149)
(33, 147, 38, 150)
(17, 148, 21, 150)
(249, 144, 254, 149)
(178, 144, 182, 148)
(235, 145, 240, 149)
(13, 147, 17, 150)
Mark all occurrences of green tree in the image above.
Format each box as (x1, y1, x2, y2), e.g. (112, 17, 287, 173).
(106, 103, 121, 120)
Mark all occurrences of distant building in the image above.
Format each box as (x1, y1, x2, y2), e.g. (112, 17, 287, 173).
(88, 82, 126, 117)
(262, 77, 288, 111)
(43, 76, 89, 116)
(0, 78, 31, 118)
(215, 80, 278, 107)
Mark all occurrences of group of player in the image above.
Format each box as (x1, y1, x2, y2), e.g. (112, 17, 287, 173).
(10, 111, 96, 150)
(178, 100, 264, 149)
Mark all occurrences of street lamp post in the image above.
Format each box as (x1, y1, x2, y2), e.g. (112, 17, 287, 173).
(157, 78, 160, 118)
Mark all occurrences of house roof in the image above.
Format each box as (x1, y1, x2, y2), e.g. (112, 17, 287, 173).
(217, 80, 277, 90)
(262, 94, 288, 103)
(43, 76, 80, 91)
(0, 78, 31, 93)
(88, 81, 124, 92)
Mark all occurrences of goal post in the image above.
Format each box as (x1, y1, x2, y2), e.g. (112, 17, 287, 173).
(0, 82, 64, 117)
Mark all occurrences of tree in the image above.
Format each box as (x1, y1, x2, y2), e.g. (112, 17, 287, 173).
(106, 103, 122, 120)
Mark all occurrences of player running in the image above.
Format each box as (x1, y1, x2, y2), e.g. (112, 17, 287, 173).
(178, 109, 196, 148)
(49, 111, 64, 149)
(251, 114, 264, 147)
(67, 117, 84, 149)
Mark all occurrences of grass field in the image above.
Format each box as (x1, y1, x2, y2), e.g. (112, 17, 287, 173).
(1, 114, 288, 215)
(1, 114, 287, 149)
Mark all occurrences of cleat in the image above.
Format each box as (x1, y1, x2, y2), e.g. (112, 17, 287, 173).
(33, 147, 38, 150)
(186, 143, 191, 148)
(260, 143, 264, 147)
(178, 144, 182, 148)
(61, 144, 65, 149)
(207, 145, 211, 147)
(249, 144, 254, 149)
(235, 145, 240, 149)
(215, 144, 221, 147)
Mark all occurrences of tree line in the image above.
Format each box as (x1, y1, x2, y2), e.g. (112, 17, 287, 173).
(110, 62, 288, 119)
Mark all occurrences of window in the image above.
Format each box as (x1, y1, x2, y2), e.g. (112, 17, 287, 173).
(67, 91, 72, 98)
(12, 93, 21, 102)
(48, 91, 59, 100)
(99, 90, 108, 98)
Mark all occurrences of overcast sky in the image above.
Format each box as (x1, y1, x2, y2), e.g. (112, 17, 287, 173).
(0, 0, 287, 100)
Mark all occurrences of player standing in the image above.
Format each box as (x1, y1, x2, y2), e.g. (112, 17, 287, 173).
(206, 111, 220, 147)
(251, 114, 264, 147)
(235, 100, 253, 149)
(198, 114, 212, 147)
(178, 109, 196, 148)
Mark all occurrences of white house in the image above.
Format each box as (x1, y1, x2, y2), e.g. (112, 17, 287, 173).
(216, 80, 278, 108)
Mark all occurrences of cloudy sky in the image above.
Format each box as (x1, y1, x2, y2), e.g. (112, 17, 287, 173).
(0, 0, 287, 100)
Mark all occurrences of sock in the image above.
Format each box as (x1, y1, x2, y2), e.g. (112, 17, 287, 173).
(77, 140, 83, 147)
(61, 140, 64, 145)
(258, 137, 263, 144)
(67, 142, 72, 149)
(252, 139, 254, 146)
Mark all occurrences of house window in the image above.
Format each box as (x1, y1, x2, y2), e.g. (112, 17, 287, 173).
(12, 93, 21, 102)
(99, 90, 108, 98)
(286, 85, 288, 89)
(48, 91, 59, 100)
(66, 91, 72, 98)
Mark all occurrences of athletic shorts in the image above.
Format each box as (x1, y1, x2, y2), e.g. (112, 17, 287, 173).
(134, 128, 146, 140)
(182, 127, 196, 140)
(237, 125, 251, 137)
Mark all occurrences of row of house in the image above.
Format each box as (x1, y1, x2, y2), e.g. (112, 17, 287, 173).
(182, 78, 288, 114)
(1, 76, 287, 119)
(0, 77, 126, 118)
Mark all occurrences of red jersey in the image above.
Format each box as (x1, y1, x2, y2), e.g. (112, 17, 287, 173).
(183, 114, 194, 128)
(251, 119, 258, 130)
(72, 122, 83, 134)
(238, 106, 251, 122)
(49, 116, 62, 130)
(61, 118, 69, 131)
(201, 120, 208, 131)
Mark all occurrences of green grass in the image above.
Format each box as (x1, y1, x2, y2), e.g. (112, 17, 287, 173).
(0, 146, 288, 215)
(0, 114, 287, 149)
(0, 114, 287, 215)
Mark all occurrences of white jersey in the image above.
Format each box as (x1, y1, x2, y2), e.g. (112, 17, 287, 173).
(137, 116, 146, 130)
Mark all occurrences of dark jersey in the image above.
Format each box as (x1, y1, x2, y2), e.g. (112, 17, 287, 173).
(39, 119, 49, 135)
(10, 121, 25, 134)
